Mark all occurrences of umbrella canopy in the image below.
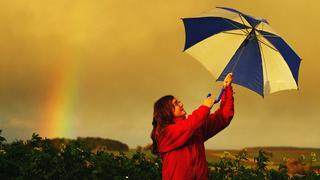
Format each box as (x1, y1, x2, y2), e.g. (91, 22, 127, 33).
(182, 7, 301, 97)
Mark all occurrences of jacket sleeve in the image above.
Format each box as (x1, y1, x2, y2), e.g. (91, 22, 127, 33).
(157, 105, 210, 154)
(201, 85, 234, 142)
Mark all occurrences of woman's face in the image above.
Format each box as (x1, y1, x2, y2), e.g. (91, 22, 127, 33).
(172, 98, 186, 118)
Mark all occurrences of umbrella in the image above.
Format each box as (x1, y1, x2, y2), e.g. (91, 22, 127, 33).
(182, 7, 301, 97)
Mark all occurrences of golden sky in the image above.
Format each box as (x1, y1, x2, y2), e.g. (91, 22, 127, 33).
(0, 0, 319, 149)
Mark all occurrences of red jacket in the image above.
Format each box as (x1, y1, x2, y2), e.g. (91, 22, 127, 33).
(155, 86, 234, 180)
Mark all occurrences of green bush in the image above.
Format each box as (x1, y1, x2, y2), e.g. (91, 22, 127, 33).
(0, 131, 319, 179)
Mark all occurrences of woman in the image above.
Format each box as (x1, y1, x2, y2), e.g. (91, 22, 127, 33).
(151, 73, 234, 180)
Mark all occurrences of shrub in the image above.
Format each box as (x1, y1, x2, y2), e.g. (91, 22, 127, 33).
(0, 130, 319, 179)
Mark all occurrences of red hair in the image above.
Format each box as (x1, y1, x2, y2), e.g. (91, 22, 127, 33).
(150, 95, 175, 155)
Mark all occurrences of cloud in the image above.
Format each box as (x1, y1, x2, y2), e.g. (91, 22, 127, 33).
(1, 117, 34, 129)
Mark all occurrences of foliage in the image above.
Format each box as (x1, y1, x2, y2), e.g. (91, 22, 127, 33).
(208, 149, 258, 179)
(0, 130, 319, 179)
(254, 149, 270, 178)
(0, 131, 160, 179)
(0, 130, 6, 144)
(208, 149, 319, 180)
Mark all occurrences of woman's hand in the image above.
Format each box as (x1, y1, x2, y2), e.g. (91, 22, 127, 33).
(203, 96, 215, 109)
(223, 73, 233, 88)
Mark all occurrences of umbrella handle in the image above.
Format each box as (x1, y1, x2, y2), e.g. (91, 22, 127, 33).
(215, 88, 225, 104)
(207, 88, 225, 104)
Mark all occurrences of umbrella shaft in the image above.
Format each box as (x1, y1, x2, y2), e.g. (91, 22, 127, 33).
(214, 88, 225, 104)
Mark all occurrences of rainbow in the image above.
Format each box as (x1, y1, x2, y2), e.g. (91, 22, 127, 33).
(40, 58, 81, 139)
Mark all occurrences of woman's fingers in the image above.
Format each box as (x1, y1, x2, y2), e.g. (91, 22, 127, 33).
(203, 97, 215, 108)
(223, 73, 233, 88)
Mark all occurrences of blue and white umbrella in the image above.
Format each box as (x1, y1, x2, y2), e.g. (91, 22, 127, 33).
(182, 7, 301, 97)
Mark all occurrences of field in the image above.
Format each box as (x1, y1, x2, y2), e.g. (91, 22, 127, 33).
(205, 147, 320, 168)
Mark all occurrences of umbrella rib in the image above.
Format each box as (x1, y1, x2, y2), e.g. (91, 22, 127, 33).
(257, 34, 278, 38)
(221, 31, 247, 36)
(256, 38, 269, 93)
(257, 39, 279, 52)
(221, 18, 248, 34)
(231, 45, 246, 73)
(239, 14, 250, 34)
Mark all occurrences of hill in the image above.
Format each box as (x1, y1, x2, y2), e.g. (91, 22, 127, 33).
(50, 137, 129, 152)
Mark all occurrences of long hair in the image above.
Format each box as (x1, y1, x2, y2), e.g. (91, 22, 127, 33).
(150, 95, 175, 155)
